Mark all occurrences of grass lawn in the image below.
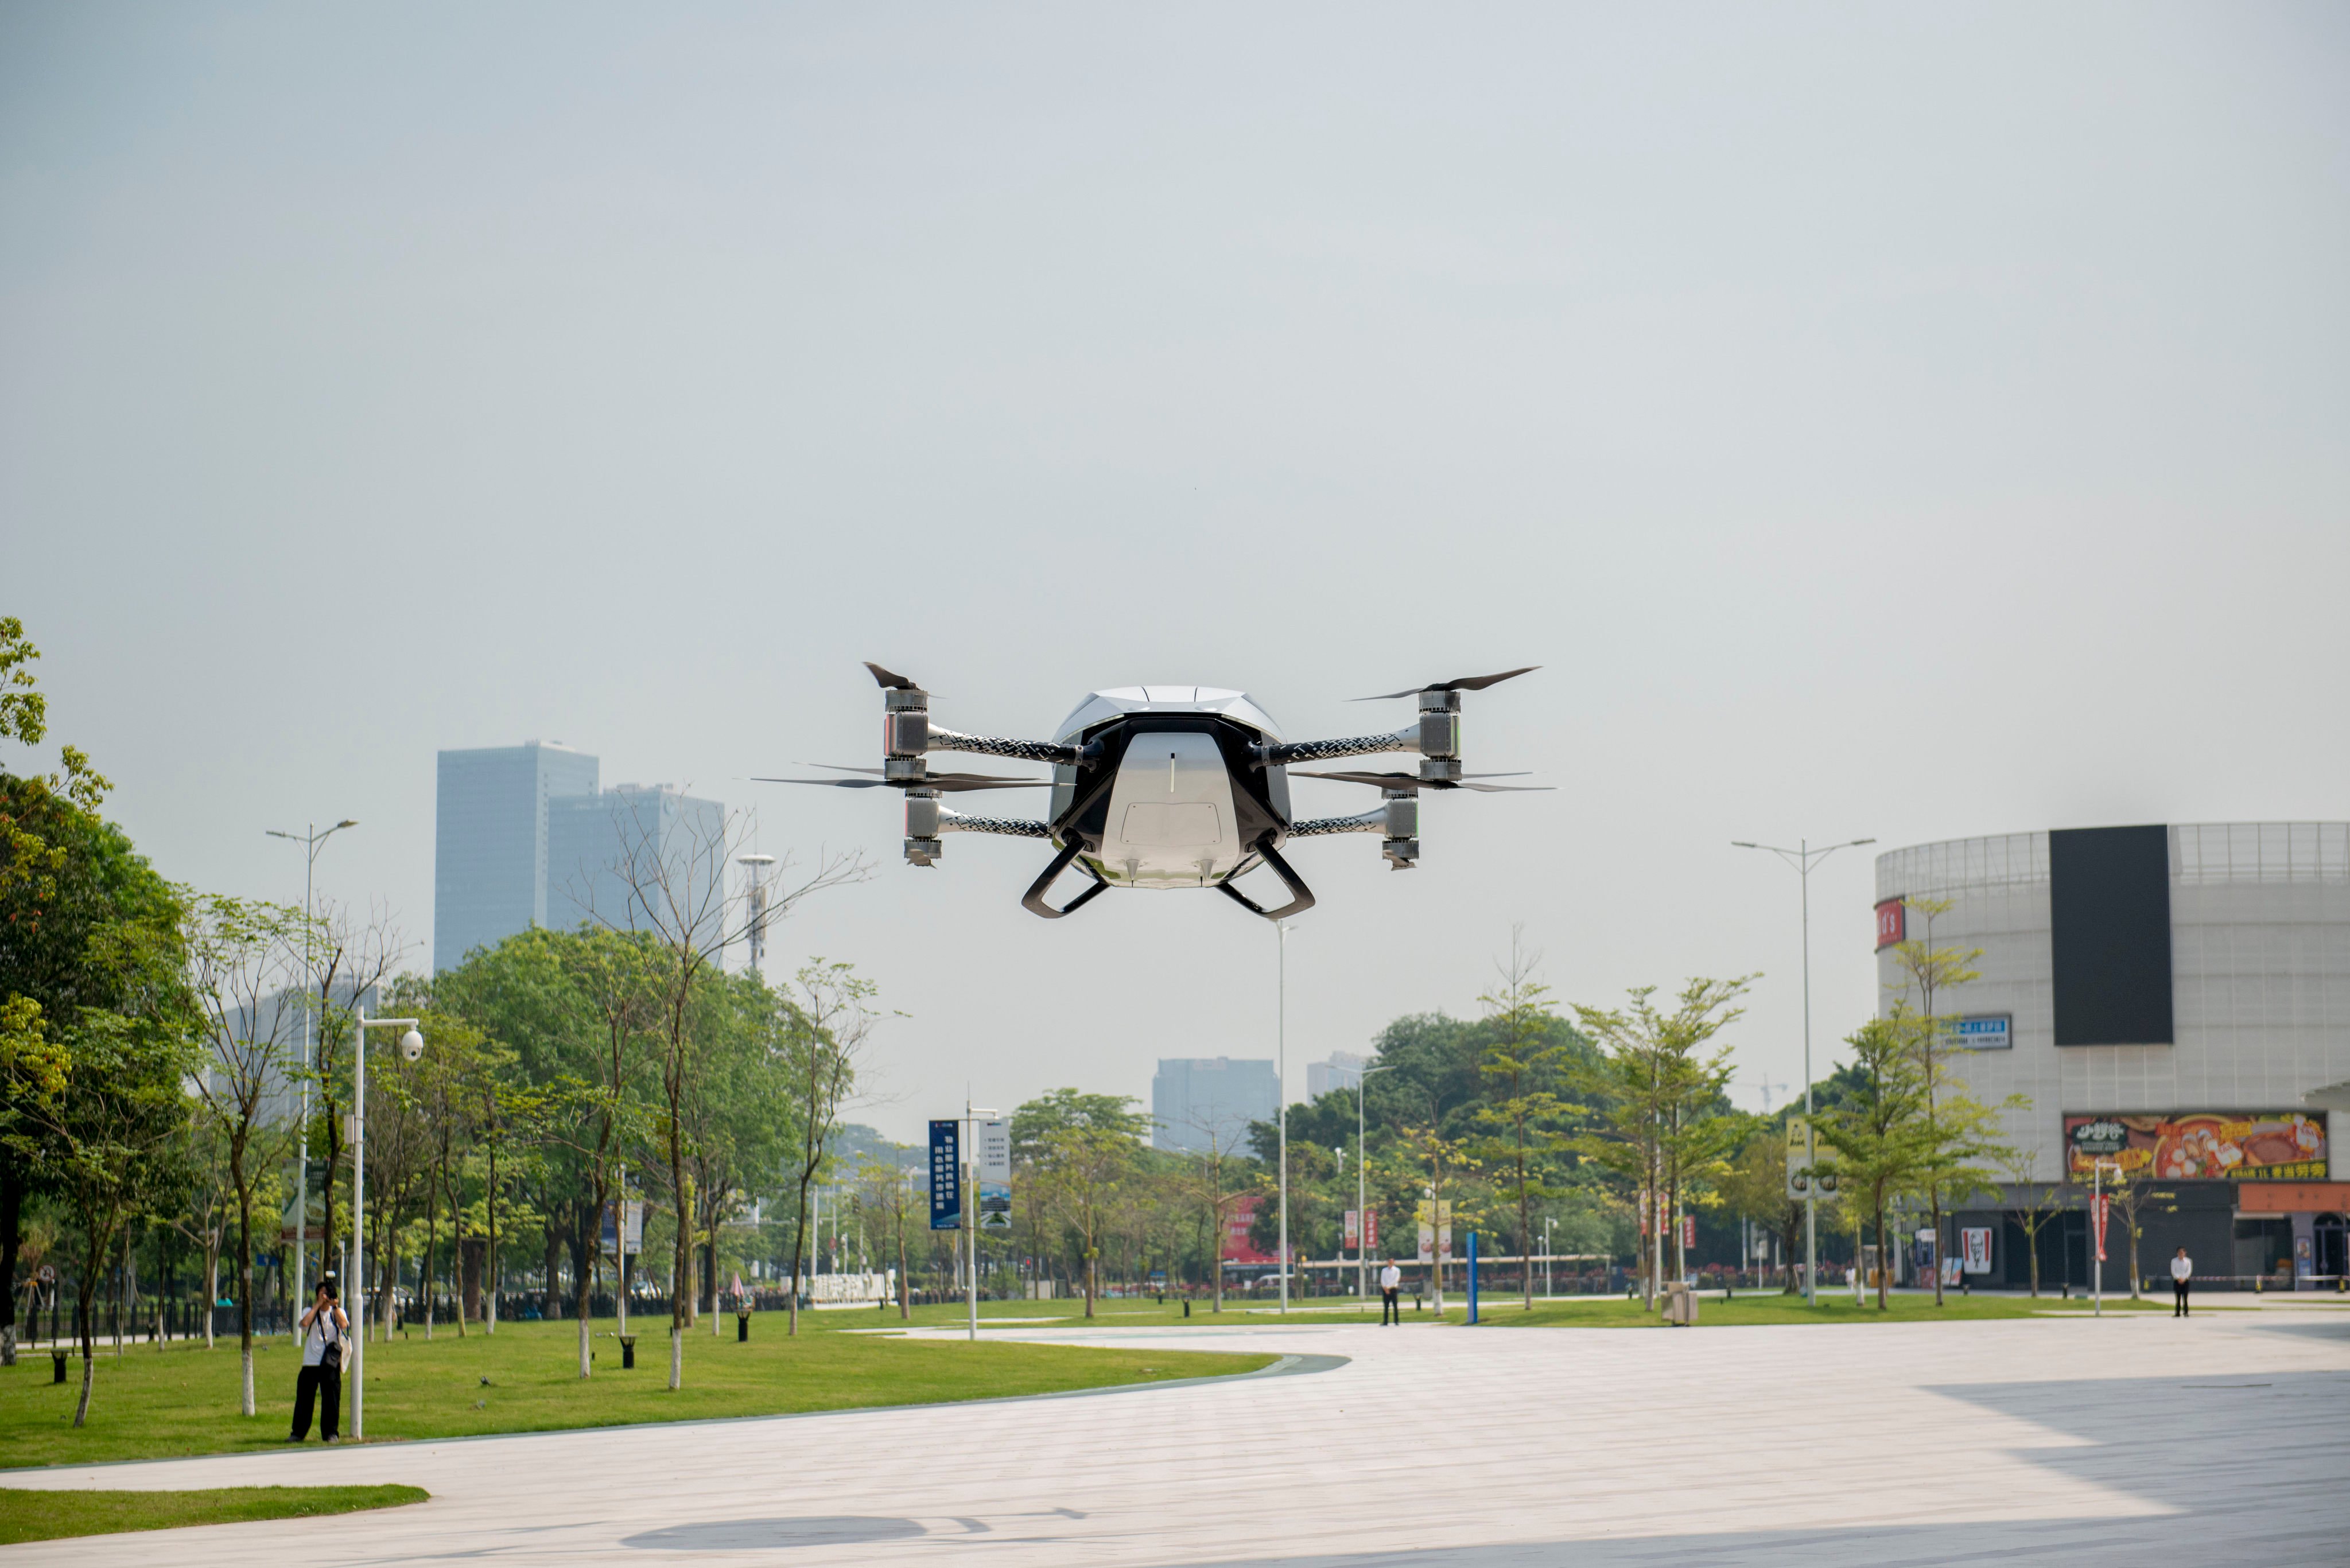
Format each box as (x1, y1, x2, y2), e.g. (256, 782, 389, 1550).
(0, 1313, 1273, 1470)
(1486, 1290, 2182, 1328)
(0, 1484, 426, 1545)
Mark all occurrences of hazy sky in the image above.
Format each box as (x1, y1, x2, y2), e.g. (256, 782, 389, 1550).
(7, 3, 2346, 1142)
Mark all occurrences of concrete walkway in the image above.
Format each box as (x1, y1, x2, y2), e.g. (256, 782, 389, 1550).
(6, 1309, 2348, 1566)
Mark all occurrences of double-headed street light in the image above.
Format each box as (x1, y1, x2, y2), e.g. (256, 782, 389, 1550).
(349, 1002, 421, 1442)
(1732, 836, 1874, 1306)
(266, 818, 357, 1321)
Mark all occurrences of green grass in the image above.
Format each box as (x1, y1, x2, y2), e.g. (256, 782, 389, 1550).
(0, 1484, 426, 1544)
(0, 1314, 1273, 1470)
(1485, 1290, 2180, 1327)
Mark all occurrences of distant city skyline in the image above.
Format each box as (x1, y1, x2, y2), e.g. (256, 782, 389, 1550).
(433, 740, 726, 971)
(1152, 1057, 1279, 1155)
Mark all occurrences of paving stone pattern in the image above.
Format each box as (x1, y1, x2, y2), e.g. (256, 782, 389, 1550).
(5, 1308, 2348, 1566)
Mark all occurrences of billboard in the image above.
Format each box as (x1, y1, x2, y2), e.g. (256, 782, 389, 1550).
(1415, 1199, 1454, 1264)
(1875, 898, 1906, 950)
(2064, 1112, 2326, 1182)
(1947, 1014, 2011, 1051)
(1222, 1195, 1275, 1264)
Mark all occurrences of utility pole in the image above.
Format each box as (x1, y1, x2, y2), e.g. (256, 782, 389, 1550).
(1734, 836, 1874, 1306)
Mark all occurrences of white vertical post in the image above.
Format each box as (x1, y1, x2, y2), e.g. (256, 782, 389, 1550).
(351, 1001, 366, 1440)
(964, 1103, 977, 1342)
(1277, 921, 1288, 1314)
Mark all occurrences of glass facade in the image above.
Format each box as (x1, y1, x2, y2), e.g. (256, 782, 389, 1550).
(433, 742, 725, 970)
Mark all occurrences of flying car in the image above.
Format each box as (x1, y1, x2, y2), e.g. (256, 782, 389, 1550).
(760, 663, 1545, 921)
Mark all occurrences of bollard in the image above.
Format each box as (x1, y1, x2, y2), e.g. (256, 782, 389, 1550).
(737, 1312, 750, 1343)
(619, 1333, 636, 1369)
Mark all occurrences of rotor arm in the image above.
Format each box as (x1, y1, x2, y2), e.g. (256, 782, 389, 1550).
(937, 806, 1054, 839)
(1288, 792, 1420, 870)
(1262, 729, 1419, 767)
(925, 727, 1085, 767)
(1287, 810, 1388, 836)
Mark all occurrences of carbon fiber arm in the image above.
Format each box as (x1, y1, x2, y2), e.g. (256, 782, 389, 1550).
(1264, 730, 1417, 765)
(1287, 811, 1388, 836)
(927, 727, 1083, 766)
(938, 807, 1055, 839)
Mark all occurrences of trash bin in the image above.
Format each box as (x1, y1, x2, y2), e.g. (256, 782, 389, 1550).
(52, 1350, 68, 1384)
(737, 1310, 750, 1343)
(618, 1333, 637, 1369)
(1662, 1281, 1699, 1327)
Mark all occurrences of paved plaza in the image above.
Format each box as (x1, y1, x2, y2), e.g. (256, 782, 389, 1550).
(6, 1304, 2349, 1566)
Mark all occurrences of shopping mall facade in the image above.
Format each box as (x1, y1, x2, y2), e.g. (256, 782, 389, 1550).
(1873, 822, 2350, 1290)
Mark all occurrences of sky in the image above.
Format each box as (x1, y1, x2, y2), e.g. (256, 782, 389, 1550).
(5, 2, 2346, 1143)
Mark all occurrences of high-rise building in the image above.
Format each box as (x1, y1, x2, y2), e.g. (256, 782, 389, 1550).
(547, 783, 728, 943)
(433, 742, 726, 971)
(1152, 1057, 1279, 1154)
(433, 742, 599, 972)
(1308, 1049, 1370, 1100)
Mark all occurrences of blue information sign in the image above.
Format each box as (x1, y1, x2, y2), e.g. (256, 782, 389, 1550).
(928, 1119, 962, 1231)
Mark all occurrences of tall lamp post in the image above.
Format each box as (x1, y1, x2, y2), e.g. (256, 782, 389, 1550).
(265, 818, 356, 1327)
(1276, 919, 1295, 1313)
(348, 1003, 422, 1442)
(1355, 1063, 1395, 1301)
(1732, 836, 1874, 1307)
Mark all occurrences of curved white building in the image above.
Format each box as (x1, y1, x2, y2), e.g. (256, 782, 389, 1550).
(1872, 823, 2350, 1289)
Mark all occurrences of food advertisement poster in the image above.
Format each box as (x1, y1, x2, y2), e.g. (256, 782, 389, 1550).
(2064, 1112, 2327, 1181)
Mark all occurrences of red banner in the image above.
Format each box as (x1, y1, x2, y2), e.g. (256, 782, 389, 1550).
(1365, 1208, 1378, 1251)
(1875, 898, 1906, 950)
(1222, 1195, 1275, 1265)
(2092, 1195, 2108, 1263)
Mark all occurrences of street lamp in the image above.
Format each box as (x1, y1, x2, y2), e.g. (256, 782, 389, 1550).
(266, 818, 357, 1322)
(1732, 836, 1874, 1306)
(348, 1002, 421, 1442)
(1356, 1063, 1396, 1301)
(1276, 920, 1291, 1314)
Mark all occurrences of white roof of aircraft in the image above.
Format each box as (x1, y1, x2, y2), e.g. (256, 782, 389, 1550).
(1054, 686, 1284, 742)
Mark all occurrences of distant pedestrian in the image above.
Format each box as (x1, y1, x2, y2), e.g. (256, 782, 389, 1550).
(2170, 1248, 2194, 1318)
(290, 1278, 348, 1443)
(1379, 1260, 1402, 1326)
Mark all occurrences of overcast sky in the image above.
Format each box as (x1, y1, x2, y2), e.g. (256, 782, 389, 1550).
(6, 3, 2345, 1143)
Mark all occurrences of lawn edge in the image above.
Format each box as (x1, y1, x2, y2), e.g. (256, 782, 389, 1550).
(0, 1347, 1313, 1477)
(0, 1482, 430, 1546)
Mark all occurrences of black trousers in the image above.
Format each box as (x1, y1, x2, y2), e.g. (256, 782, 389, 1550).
(292, 1363, 341, 1440)
(2173, 1280, 2190, 1317)
(1381, 1288, 1400, 1325)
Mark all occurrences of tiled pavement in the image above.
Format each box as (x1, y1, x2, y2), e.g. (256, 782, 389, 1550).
(6, 1306, 2348, 1566)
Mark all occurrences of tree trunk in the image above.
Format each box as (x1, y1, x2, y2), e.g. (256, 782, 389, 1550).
(1930, 1192, 1945, 1308)
(203, 1244, 218, 1349)
(73, 1271, 97, 1427)
(234, 1169, 256, 1417)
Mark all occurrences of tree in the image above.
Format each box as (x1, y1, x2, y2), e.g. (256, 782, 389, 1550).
(1393, 1111, 1479, 1314)
(184, 894, 310, 1415)
(1718, 1130, 1804, 1291)
(854, 1155, 915, 1320)
(2103, 1160, 2157, 1299)
(1887, 896, 1984, 1306)
(1572, 976, 1752, 1307)
(780, 960, 878, 1336)
(2000, 1147, 2066, 1298)
(1168, 1115, 1254, 1312)
(582, 797, 864, 1387)
(10, 903, 193, 1426)
(296, 903, 405, 1301)
(1023, 1092, 1149, 1317)
(1472, 929, 1579, 1311)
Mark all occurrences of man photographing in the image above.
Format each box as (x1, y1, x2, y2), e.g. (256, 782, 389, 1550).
(291, 1277, 349, 1443)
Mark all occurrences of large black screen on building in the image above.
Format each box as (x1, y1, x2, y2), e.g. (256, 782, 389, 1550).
(2049, 824, 2173, 1046)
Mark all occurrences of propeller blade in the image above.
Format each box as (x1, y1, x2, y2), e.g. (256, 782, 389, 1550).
(753, 773, 1049, 793)
(1290, 768, 1549, 795)
(800, 763, 1042, 784)
(864, 661, 921, 690)
(1353, 666, 1539, 701)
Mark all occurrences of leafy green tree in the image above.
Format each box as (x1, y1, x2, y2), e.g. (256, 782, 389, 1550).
(19, 903, 197, 1425)
(1887, 896, 1984, 1306)
(1815, 1013, 1932, 1309)
(780, 960, 877, 1336)
(184, 893, 311, 1414)
(1572, 976, 1752, 1306)
(1471, 931, 1580, 1310)
(1017, 1090, 1150, 1317)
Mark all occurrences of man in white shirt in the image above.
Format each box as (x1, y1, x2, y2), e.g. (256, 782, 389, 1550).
(1378, 1260, 1402, 1326)
(2170, 1248, 2194, 1317)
